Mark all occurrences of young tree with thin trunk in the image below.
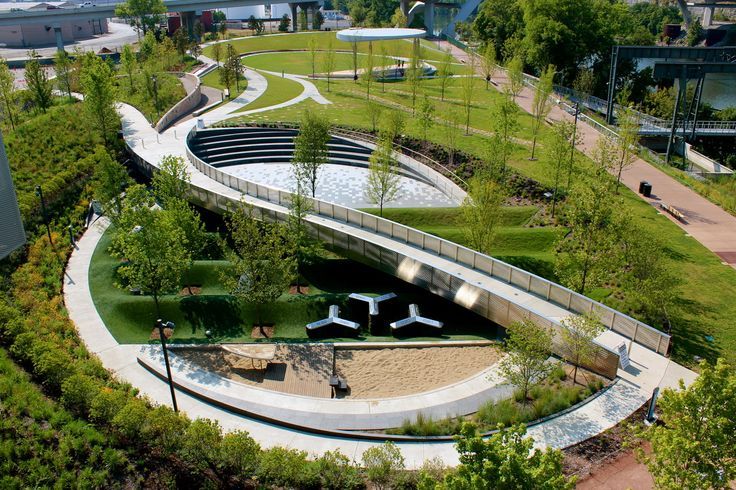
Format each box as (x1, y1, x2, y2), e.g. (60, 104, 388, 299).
(444, 107, 461, 166)
(225, 43, 243, 92)
(363, 42, 375, 99)
(546, 121, 575, 219)
(0, 57, 17, 130)
(530, 64, 554, 160)
(506, 55, 524, 101)
(153, 155, 191, 207)
(462, 176, 505, 254)
(638, 358, 736, 490)
(292, 110, 330, 197)
(489, 91, 520, 173)
(480, 43, 497, 89)
(322, 37, 336, 92)
(120, 45, 137, 94)
(613, 106, 639, 194)
(111, 184, 191, 318)
(93, 148, 131, 222)
(417, 94, 434, 140)
(287, 184, 321, 294)
(500, 319, 554, 404)
(54, 50, 74, 101)
(406, 40, 422, 113)
(460, 54, 477, 134)
(115, 0, 166, 36)
(223, 202, 295, 334)
(365, 136, 400, 216)
(25, 51, 53, 113)
(379, 44, 390, 92)
(366, 100, 382, 133)
(437, 48, 453, 101)
(559, 313, 604, 385)
(219, 60, 234, 97)
(211, 42, 222, 67)
(79, 53, 117, 146)
(308, 36, 318, 78)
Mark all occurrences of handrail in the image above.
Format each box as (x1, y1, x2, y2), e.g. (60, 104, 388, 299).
(186, 125, 670, 357)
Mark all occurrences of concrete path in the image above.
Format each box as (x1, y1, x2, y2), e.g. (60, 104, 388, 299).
(438, 40, 736, 269)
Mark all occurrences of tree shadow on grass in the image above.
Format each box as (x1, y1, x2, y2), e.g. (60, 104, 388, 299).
(496, 255, 557, 281)
(180, 295, 245, 339)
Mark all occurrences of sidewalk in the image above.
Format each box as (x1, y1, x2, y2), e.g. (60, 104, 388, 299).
(438, 40, 736, 269)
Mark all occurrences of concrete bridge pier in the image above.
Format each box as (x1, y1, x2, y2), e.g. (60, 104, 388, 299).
(52, 24, 64, 52)
(424, 0, 435, 36)
(400, 0, 410, 17)
(702, 6, 715, 27)
(289, 3, 299, 31)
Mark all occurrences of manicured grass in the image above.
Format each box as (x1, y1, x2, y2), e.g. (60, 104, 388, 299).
(203, 31, 448, 62)
(234, 70, 304, 112)
(241, 51, 393, 76)
(90, 229, 501, 344)
(200, 67, 247, 93)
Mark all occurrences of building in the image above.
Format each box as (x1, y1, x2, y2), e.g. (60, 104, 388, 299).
(0, 2, 108, 48)
(0, 129, 25, 261)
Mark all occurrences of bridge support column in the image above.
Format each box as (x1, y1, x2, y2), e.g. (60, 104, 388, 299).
(423, 0, 435, 36)
(289, 3, 299, 32)
(702, 6, 715, 27)
(400, 0, 410, 17)
(180, 11, 195, 38)
(53, 25, 64, 53)
(676, 0, 693, 27)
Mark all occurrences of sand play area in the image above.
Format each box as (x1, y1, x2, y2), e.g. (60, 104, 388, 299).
(335, 344, 502, 399)
(176, 343, 502, 399)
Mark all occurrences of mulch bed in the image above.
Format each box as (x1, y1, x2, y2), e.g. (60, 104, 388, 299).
(149, 327, 174, 341)
(251, 324, 275, 339)
(289, 285, 310, 295)
(179, 285, 202, 296)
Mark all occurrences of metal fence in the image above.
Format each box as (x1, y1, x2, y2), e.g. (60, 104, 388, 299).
(182, 127, 671, 362)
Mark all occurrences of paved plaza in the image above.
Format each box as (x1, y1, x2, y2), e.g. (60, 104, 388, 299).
(223, 162, 459, 208)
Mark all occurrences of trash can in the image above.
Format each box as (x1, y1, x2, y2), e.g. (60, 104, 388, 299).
(638, 180, 648, 194)
(642, 182, 652, 197)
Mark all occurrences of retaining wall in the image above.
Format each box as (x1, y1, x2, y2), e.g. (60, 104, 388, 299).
(154, 72, 201, 133)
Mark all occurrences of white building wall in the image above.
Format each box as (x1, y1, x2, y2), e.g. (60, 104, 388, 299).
(0, 19, 108, 47)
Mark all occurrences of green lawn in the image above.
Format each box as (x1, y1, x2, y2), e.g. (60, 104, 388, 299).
(115, 72, 186, 123)
(234, 71, 305, 112)
(242, 51, 393, 76)
(203, 31, 448, 62)
(200, 67, 248, 93)
(90, 229, 501, 344)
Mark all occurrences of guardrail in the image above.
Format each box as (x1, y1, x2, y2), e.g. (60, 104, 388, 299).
(183, 125, 670, 361)
(154, 72, 201, 133)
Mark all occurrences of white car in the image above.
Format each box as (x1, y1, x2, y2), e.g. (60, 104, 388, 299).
(80, 1, 96, 7)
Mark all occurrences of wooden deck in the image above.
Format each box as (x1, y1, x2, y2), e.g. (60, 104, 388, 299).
(177, 344, 334, 398)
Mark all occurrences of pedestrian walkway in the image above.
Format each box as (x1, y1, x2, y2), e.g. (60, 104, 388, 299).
(437, 40, 736, 269)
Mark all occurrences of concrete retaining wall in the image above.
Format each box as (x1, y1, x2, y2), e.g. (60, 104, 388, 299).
(154, 72, 201, 133)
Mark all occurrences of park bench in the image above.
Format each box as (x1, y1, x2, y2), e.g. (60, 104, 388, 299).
(659, 202, 685, 222)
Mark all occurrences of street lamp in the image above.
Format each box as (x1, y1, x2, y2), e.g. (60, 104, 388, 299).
(35, 185, 54, 248)
(151, 74, 160, 121)
(568, 102, 580, 189)
(154, 318, 178, 412)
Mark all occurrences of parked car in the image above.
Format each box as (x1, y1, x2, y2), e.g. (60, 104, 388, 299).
(80, 1, 96, 7)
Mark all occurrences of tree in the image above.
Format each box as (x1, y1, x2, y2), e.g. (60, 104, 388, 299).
(219, 62, 234, 96)
(365, 136, 401, 216)
(120, 45, 137, 94)
(489, 92, 520, 173)
(211, 42, 222, 66)
(0, 57, 17, 130)
(366, 100, 382, 133)
(379, 44, 390, 92)
(480, 43, 497, 89)
(115, 0, 166, 36)
(462, 176, 505, 254)
(444, 108, 462, 166)
(530, 64, 554, 160)
(299, 8, 308, 31)
(292, 110, 330, 197)
(506, 55, 524, 101)
(173, 27, 190, 60)
(287, 184, 321, 294)
(446, 423, 575, 489)
(79, 53, 117, 146)
(363, 42, 375, 99)
(25, 51, 53, 113)
(111, 185, 191, 318)
(153, 155, 191, 207)
(218, 21, 228, 40)
(223, 203, 295, 332)
(278, 14, 290, 32)
(460, 55, 477, 134)
(417, 95, 434, 139)
(559, 313, 604, 385)
(313, 10, 325, 30)
(54, 50, 74, 101)
(613, 106, 639, 193)
(350, 3, 367, 26)
(638, 358, 736, 489)
(247, 15, 265, 35)
(361, 442, 405, 490)
(546, 121, 576, 219)
(406, 40, 422, 113)
(437, 48, 453, 101)
(381, 110, 405, 141)
(500, 319, 554, 403)
(93, 149, 131, 222)
(555, 169, 619, 295)
(687, 19, 703, 46)
(322, 37, 336, 92)
(308, 36, 318, 78)
(225, 43, 243, 92)
(189, 42, 202, 60)
(390, 7, 407, 27)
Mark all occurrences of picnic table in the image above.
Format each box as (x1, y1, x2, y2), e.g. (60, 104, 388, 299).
(221, 344, 277, 370)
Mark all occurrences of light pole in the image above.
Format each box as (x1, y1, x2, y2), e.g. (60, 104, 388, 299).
(568, 102, 580, 189)
(151, 74, 160, 121)
(155, 319, 178, 412)
(35, 185, 54, 248)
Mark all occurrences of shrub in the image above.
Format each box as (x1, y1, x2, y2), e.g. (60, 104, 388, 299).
(178, 418, 224, 474)
(362, 441, 406, 490)
(316, 450, 364, 490)
(220, 430, 261, 477)
(257, 446, 320, 488)
(60, 372, 103, 417)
